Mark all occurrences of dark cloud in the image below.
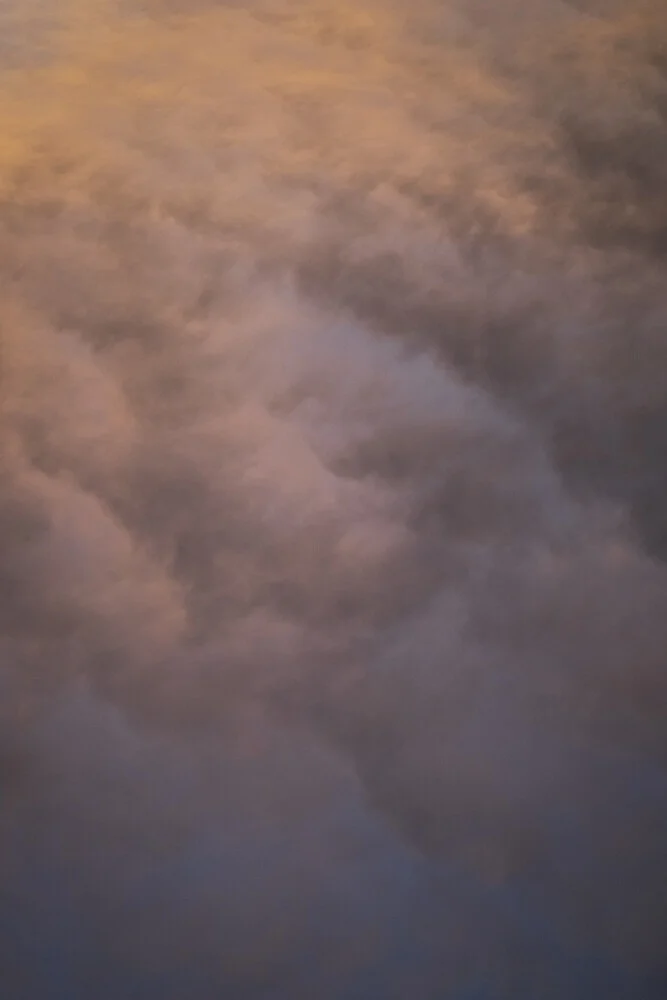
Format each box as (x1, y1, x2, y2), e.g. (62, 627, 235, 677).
(1, 1, 667, 996)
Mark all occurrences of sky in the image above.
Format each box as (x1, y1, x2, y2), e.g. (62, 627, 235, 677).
(1, 1, 667, 997)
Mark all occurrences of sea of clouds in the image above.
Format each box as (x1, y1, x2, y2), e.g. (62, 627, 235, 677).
(1, 1, 667, 996)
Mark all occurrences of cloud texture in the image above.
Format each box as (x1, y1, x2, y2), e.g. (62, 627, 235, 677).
(1, 1, 667, 996)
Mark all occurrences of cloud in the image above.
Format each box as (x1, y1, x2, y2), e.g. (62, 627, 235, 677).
(1, 1, 667, 997)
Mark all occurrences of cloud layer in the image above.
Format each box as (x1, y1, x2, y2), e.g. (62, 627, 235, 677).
(1, 2, 667, 996)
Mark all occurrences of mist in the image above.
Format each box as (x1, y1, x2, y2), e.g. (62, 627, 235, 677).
(1, 1, 667, 997)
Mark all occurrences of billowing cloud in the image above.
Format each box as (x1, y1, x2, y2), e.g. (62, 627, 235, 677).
(1, 2, 667, 997)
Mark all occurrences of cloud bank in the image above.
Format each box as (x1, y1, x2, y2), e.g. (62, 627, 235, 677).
(1, 1, 667, 996)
